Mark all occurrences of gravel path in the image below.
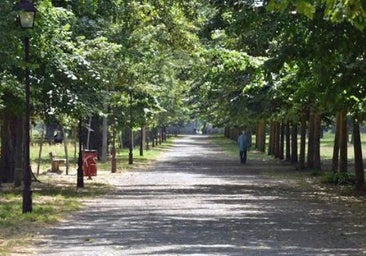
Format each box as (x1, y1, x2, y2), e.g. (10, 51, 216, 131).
(24, 135, 366, 255)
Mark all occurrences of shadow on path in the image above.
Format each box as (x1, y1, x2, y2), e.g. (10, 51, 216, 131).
(27, 135, 365, 255)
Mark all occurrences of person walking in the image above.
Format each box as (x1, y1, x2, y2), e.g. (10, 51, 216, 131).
(237, 130, 248, 164)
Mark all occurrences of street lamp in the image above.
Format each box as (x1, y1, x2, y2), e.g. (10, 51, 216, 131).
(128, 88, 133, 164)
(15, 0, 37, 213)
(16, 0, 37, 29)
(77, 120, 84, 188)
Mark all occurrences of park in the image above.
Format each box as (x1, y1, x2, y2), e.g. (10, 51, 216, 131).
(1, 0, 366, 255)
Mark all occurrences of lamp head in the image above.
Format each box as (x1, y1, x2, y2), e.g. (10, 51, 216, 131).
(14, 0, 37, 29)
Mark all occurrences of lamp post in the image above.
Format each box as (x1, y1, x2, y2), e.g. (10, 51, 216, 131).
(128, 88, 133, 164)
(77, 119, 84, 188)
(15, 0, 37, 213)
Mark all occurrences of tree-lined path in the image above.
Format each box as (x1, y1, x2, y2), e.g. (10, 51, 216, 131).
(22, 135, 365, 255)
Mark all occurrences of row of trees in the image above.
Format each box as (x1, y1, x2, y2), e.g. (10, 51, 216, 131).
(0, 0, 365, 190)
(190, 1, 366, 189)
(0, 0, 208, 184)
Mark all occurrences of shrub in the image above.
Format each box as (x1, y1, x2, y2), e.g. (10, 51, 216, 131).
(321, 171, 355, 185)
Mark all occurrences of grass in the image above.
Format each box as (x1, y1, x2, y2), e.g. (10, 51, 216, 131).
(0, 182, 110, 254)
(0, 136, 176, 254)
(30, 138, 175, 175)
(210, 131, 366, 163)
(210, 133, 366, 191)
(320, 132, 366, 159)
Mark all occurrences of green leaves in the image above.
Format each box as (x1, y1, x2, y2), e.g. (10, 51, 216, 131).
(296, 0, 316, 18)
(190, 46, 266, 127)
(267, 0, 366, 29)
(267, 0, 316, 19)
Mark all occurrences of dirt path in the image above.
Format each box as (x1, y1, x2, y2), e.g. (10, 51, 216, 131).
(18, 135, 366, 255)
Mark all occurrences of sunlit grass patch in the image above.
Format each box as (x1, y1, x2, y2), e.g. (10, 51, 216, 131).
(97, 137, 175, 172)
(209, 134, 273, 161)
(0, 180, 111, 253)
(1, 136, 176, 254)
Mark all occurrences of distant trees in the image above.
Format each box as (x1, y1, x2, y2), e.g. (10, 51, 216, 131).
(192, 0, 365, 188)
(0, 0, 364, 189)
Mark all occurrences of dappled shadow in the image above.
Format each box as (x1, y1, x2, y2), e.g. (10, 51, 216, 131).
(33, 135, 365, 255)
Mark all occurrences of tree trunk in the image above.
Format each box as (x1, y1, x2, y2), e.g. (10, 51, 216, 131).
(111, 121, 117, 173)
(73, 124, 78, 160)
(83, 116, 103, 158)
(152, 128, 155, 147)
(145, 127, 150, 151)
(224, 127, 229, 138)
(36, 123, 45, 176)
(140, 126, 145, 156)
(100, 115, 108, 163)
(77, 119, 84, 188)
(331, 111, 341, 172)
(129, 127, 133, 164)
(339, 108, 348, 172)
(291, 122, 298, 164)
(307, 110, 315, 169)
(279, 122, 284, 160)
(268, 121, 274, 156)
(285, 121, 291, 161)
(0, 110, 17, 183)
(256, 120, 266, 152)
(61, 125, 69, 175)
(299, 115, 307, 170)
(162, 126, 166, 142)
(313, 112, 321, 170)
(159, 127, 163, 144)
(14, 115, 24, 187)
(274, 121, 280, 158)
(352, 117, 364, 190)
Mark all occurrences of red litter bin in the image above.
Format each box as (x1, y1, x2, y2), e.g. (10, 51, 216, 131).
(82, 150, 97, 179)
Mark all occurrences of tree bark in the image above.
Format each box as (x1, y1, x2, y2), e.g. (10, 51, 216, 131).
(152, 128, 155, 147)
(145, 127, 150, 151)
(14, 115, 24, 187)
(140, 126, 145, 156)
(61, 125, 69, 175)
(36, 123, 45, 176)
(307, 110, 315, 169)
(291, 122, 298, 164)
(274, 122, 281, 158)
(299, 115, 307, 170)
(339, 108, 348, 172)
(0, 110, 17, 183)
(331, 111, 341, 172)
(77, 119, 84, 188)
(352, 117, 364, 190)
(285, 121, 291, 161)
(279, 122, 284, 160)
(268, 122, 274, 156)
(111, 121, 117, 173)
(100, 115, 108, 163)
(73, 124, 78, 160)
(256, 120, 266, 152)
(83, 116, 103, 158)
(313, 112, 321, 170)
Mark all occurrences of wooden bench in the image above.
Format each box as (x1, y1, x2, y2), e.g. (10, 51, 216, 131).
(49, 152, 66, 172)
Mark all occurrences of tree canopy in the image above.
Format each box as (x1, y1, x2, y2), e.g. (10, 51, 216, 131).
(1, 0, 365, 187)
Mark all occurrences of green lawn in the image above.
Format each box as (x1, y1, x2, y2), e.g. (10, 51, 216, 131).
(210, 131, 366, 168)
(320, 132, 366, 159)
(30, 138, 175, 175)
